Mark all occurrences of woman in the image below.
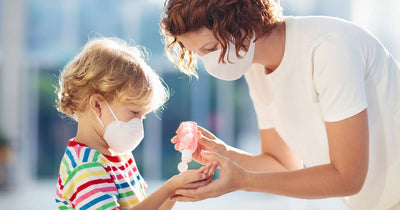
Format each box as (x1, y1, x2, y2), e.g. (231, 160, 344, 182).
(161, 0, 400, 209)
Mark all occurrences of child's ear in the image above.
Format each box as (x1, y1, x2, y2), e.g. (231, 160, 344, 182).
(89, 94, 105, 117)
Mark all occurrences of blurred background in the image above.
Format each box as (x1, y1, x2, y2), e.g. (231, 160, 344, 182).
(0, 0, 399, 209)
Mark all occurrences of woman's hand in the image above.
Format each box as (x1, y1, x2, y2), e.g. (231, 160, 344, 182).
(171, 125, 229, 165)
(171, 150, 247, 202)
(166, 162, 218, 196)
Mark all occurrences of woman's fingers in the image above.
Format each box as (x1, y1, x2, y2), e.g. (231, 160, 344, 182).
(201, 150, 228, 167)
(197, 166, 206, 173)
(171, 135, 178, 143)
(197, 125, 217, 139)
(171, 135, 181, 151)
(207, 161, 218, 177)
(201, 163, 210, 175)
(198, 136, 218, 151)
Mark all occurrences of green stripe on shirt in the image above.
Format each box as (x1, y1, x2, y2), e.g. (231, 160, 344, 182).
(64, 162, 103, 186)
(58, 206, 74, 210)
(119, 190, 135, 199)
(96, 201, 119, 210)
(62, 158, 71, 174)
(93, 151, 100, 162)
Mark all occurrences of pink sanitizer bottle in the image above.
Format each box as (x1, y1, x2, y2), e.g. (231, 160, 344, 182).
(175, 121, 200, 172)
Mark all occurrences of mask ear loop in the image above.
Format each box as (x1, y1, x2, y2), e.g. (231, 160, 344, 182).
(105, 102, 119, 122)
(96, 116, 106, 128)
(102, 102, 120, 156)
(234, 32, 256, 58)
(96, 102, 120, 128)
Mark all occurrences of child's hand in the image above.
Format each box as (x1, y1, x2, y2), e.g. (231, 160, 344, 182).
(167, 162, 219, 196)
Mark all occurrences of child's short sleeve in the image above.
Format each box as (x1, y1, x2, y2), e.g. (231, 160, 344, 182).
(61, 162, 120, 210)
(312, 34, 368, 122)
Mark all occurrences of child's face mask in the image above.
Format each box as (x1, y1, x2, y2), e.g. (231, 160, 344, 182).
(96, 102, 144, 155)
(199, 35, 256, 81)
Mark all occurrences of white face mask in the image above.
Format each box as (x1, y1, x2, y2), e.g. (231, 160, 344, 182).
(96, 102, 144, 155)
(199, 35, 256, 81)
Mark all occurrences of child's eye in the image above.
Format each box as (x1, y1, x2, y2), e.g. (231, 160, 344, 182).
(131, 111, 146, 120)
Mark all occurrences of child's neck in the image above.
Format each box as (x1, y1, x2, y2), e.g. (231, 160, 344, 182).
(75, 116, 113, 156)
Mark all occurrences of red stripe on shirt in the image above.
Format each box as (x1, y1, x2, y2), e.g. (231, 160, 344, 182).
(70, 178, 115, 202)
(58, 175, 64, 190)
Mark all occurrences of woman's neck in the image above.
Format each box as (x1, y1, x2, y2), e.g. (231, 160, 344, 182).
(253, 22, 286, 74)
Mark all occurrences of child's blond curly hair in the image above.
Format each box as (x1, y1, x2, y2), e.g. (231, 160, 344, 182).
(56, 37, 169, 120)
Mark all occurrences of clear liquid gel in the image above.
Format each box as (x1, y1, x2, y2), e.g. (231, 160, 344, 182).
(175, 121, 199, 173)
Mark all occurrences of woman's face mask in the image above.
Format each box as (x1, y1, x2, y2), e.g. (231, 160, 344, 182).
(96, 102, 144, 155)
(199, 36, 256, 81)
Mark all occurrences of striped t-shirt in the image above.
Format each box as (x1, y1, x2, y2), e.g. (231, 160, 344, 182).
(55, 139, 147, 209)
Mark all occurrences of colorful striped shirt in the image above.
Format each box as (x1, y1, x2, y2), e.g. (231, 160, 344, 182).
(55, 139, 147, 210)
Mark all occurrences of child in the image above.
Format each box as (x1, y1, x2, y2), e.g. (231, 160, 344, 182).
(55, 37, 216, 209)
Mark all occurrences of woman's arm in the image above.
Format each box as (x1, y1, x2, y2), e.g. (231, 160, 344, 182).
(173, 109, 369, 201)
(244, 109, 369, 198)
(226, 128, 303, 171)
(182, 126, 302, 172)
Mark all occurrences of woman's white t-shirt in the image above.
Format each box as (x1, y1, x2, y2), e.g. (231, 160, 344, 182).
(244, 16, 400, 210)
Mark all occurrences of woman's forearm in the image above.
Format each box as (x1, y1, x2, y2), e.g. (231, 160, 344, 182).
(243, 163, 363, 199)
(226, 145, 290, 172)
(159, 200, 176, 210)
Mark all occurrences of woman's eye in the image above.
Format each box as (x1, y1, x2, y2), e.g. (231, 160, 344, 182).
(205, 45, 218, 52)
(132, 111, 140, 115)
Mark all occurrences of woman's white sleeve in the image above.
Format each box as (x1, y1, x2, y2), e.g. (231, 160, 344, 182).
(312, 34, 368, 122)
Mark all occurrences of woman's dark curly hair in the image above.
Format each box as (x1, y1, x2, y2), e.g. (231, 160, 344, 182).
(161, 0, 283, 77)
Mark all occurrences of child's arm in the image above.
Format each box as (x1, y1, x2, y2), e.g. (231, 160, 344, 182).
(128, 177, 180, 210)
(130, 163, 216, 210)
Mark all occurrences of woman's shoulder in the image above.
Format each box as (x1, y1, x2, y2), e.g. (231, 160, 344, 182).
(286, 15, 370, 37)
(286, 15, 353, 25)
(285, 15, 379, 52)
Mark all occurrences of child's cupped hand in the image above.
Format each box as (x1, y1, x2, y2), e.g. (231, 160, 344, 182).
(167, 161, 219, 196)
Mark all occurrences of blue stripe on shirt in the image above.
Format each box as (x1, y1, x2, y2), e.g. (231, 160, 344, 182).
(80, 194, 113, 209)
(83, 148, 90, 163)
(55, 198, 69, 205)
(65, 149, 76, 168)
(115, 179, 137, 189)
